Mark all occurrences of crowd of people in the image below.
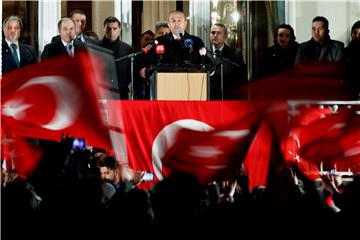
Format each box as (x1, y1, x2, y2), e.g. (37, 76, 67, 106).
(1, 9, 360, 238)
(3, 10, 359, 100)
(1, 137, 359, 238)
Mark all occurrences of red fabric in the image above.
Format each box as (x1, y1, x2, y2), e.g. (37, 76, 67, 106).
(1, 53, 111, 149)
(243, 121, 273, 191)
(282, 107, 359, 179)
(240, 63, 352, 100)
(1, 128, 43, 179)
(162, 112, 263, 185)
(106, 100, 259, 186)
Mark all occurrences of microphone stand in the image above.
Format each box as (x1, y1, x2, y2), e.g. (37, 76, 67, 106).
(213, 50, 241, 101)
(115, 51, 143, 100)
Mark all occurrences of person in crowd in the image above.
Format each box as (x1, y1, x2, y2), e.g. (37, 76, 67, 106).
(2, 15, 37, 74)
(263, 24, 299, 76)
(207, 22, 247, 100)
(155, 20, 170, 37)
(41, 17, 87, 60)
(96, 16, 134, 100)
(51, 9, 95, 44)
(344, 20, 360, 97)
(140, 30, 155, 49)
(98, 155, 144, 191)
(137, 10, 205, 99)
(295, 16, 344, 65)
(144, 10, 205, 66)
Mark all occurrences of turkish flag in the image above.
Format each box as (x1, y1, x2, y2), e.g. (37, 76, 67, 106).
(162, 112, 263, 185)
(1, 53, 111, 149)
(1, 132, 43, 179)
(106, 100, 262, 187)
(282, 106, 359, 179)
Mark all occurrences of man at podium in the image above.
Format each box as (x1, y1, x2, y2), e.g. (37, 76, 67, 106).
(140, 10, 205, 73)
(137, 10, 206, 99)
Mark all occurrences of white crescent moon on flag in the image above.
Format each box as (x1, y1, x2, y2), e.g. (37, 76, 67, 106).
(152, 119, 214, 181)
(17, 76, 82, 130)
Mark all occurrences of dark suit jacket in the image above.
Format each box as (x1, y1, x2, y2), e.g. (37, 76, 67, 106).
(96, 37, 134, 100)
(41, 38, 87, 60)
(295, 37, 344, 65)
(146, 32, 205, 66)
(206, 44, 247, 100)
(263, 41, 299, 76)
(2, 40, 37, 74)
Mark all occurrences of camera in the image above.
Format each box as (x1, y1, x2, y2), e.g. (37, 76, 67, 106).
(141, 172, 154, 182)
(72, 138, 86, 151)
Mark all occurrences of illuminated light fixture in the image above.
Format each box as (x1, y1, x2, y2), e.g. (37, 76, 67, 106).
(232, 11, 240, 22)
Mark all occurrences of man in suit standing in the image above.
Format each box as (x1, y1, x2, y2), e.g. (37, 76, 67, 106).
(148, 10, 205, 66)
(207, 23, 247, 100)
(295, 16, 344, 65)
(51, 9, 94, 44)
(2, 15, 37, 74)
(96, 16, 134, 100)
(42, 17, 86, 60)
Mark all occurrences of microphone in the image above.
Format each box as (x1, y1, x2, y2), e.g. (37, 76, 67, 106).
(115, 42, 159, 62)
(142, 40, 158, 53)
(199, 47, 207, 56)
(199, 47, 207, 71)
(155, 44, 165, 63)
(184, 38, 193, 49)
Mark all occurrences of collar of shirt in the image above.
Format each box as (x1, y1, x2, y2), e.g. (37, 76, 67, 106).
(172, 33, 184, 40)
(212, 44, 224, 52)
(5, 39, 19, 48)
(61, 39, 74, 47)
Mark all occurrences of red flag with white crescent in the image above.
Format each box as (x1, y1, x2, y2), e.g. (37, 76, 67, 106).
(162, 112, 263, 184)
(1, 53, 111, 149)
(106, 100, 261, 187)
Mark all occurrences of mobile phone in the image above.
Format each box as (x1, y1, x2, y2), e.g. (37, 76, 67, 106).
(330, 169, 336, 174)
(141, 172, 154, 182)
(72, 138, 86, 150)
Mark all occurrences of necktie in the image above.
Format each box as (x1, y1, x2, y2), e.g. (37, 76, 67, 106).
(10, 43, 20, 67)
(67, 44, 73, 57)
(215, 49, 221, 61)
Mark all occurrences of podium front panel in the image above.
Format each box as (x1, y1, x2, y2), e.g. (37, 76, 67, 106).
(155, 72, 208, 100)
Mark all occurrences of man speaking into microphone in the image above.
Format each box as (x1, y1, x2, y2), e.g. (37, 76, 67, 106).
(142, 10, 205, 67)
(137, 10, 205, 99)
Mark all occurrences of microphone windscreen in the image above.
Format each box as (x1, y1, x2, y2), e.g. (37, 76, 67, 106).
(156, 44, 165, 54)
(184, 38, 193, 48)
(199, 47, 207, 56)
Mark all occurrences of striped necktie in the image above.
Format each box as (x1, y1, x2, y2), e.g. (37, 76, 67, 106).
(67, 44, 73, 57)
(10, 43, 20, 67)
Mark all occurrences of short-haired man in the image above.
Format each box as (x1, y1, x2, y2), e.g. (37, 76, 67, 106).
(155, 20, 170, 37)
(2, 15, 37, 74)
(98, 156, 143, 191)
(146, 10, 205, 66)
(50, 9, 94, 44)
(140, 30, 155, 49)
(42, 17, 87, 60)
(207, 23, 247, 100)
(263, 24, 299, 76)
(96, 16, 134, 100)
(295, 16, 344, 65)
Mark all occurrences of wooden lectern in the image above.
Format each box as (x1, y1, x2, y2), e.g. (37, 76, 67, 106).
(150, 69, 209, 100)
